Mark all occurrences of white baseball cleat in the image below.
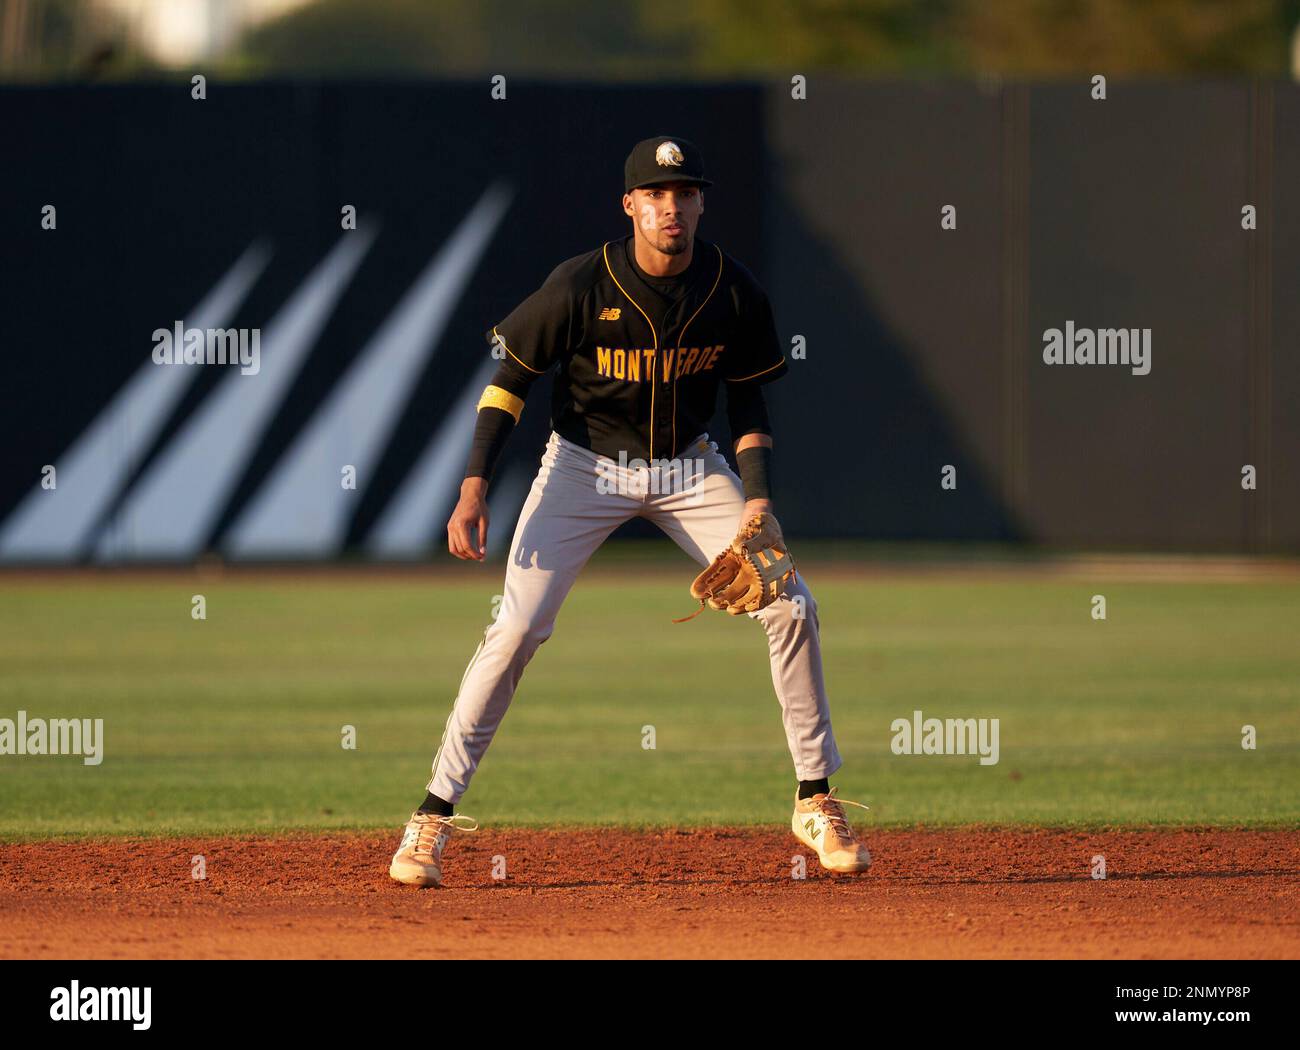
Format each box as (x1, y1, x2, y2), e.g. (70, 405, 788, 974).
(389, 811, 478, 887)
(792, 788, 872, 873)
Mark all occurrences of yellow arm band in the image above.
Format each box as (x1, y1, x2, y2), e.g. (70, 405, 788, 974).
(477, 384, 524, 423)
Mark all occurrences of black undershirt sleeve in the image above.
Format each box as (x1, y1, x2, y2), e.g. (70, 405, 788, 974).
(726, 382, 773, 502)
(725, 380, 771, 438)
(464, 358, 541, 482)
(464, 408, 515, 482)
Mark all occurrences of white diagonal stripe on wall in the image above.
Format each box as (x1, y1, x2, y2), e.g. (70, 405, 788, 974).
(95, 230, 376, 561)
(365, 355, 500, 558)
(223, 183, 513, 558)
(0, 243, 271, 562)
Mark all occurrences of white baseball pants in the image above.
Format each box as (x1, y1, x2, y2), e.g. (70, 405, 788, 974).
(425, 430, 843, 803)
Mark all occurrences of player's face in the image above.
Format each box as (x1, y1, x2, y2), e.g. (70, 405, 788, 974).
(624, 182, 704, 256)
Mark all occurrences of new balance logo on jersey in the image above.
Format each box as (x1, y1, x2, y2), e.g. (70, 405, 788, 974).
(598, 307, 621, 320)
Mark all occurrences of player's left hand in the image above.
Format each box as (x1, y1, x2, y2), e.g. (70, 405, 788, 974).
(675, 510, 796, 621)
(741, 498, 773, 528)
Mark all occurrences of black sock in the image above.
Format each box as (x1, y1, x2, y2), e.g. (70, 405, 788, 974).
(418, 792, 454, 816)
(798, 778, 829, 800)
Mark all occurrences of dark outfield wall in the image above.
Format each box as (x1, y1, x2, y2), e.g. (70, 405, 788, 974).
(0, 80, 1294, 560)
(0, 82, 771, 562)
(768, 80, 1298, 551)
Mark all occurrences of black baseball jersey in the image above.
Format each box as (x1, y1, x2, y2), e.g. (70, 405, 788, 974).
(485, 235, 787, 462)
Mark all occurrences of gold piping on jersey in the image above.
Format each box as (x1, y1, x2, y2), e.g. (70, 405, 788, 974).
(477, 384, 525, 423)
(602, 241, 661, 457)
(671, 244, 724, 457)
(492, 326, 545, 375)
(726, 357, 786, 383)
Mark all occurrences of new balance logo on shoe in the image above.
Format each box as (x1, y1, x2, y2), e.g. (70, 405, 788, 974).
(793, 789, 871, 873)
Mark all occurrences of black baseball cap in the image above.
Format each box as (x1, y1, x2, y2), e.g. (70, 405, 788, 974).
(624, 136, 713, 192)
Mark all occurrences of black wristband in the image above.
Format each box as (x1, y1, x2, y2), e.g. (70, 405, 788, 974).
(735, 445, 772, 502)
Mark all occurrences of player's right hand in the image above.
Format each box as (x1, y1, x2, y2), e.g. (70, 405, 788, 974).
(447, 479, 490, 561)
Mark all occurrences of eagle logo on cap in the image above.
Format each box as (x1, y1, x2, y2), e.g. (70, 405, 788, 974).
(655, 141, 684, 167)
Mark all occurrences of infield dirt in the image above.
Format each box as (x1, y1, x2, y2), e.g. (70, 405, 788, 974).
(2, 828, 1296, 959)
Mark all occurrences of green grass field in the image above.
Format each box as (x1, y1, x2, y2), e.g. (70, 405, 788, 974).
(1, 555, 1297, 838)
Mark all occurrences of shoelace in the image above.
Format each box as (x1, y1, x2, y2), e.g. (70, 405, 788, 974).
(809, 788, 869, 843)
(411, 813, 478, 857)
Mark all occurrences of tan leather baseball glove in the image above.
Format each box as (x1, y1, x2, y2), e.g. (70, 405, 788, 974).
(673, 513, 797, 622)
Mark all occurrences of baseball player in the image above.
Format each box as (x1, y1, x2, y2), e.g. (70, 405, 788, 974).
(389, 136, 870, 886)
